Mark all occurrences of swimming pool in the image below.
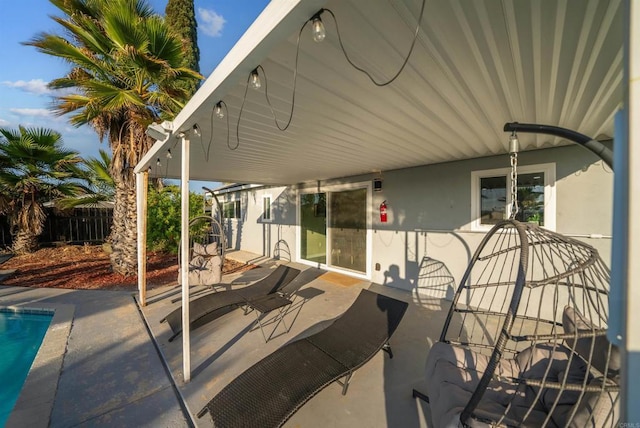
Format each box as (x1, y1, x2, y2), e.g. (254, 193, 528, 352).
(0, 308, 53, 427)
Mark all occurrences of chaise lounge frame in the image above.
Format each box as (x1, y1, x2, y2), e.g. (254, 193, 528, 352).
(161, 264, 301, 341)
(196, 288, 408, 428)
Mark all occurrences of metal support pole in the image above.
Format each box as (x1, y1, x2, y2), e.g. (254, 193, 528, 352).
(621, 0, 640, 422)
(181, 134, 191, 383)
(136, 171, 148, 306)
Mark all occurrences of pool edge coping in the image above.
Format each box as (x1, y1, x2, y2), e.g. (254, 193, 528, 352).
(5, 302, 75, 428)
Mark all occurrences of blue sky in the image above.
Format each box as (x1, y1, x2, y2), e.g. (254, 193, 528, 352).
(0, 0, 269, 192)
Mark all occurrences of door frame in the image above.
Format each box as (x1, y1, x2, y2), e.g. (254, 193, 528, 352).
(296, 181, 372, 279)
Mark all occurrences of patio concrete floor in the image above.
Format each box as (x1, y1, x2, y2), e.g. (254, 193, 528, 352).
(1, 286, 188, 427)
(2, 251, 450, 427)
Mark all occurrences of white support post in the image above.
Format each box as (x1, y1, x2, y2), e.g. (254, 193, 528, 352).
(181, 134, 191, 383)
(136, 171, 148, 307)
(623, 0, 640, 422)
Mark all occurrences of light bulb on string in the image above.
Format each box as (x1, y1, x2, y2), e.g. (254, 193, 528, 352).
(249, 69, 261, 89)
(311, 14, 326, 42)
(166, 149, 172, 159)
(214, 102, 224, 119)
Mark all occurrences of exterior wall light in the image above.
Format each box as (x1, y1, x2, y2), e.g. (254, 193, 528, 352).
(373, 178, 383, 191)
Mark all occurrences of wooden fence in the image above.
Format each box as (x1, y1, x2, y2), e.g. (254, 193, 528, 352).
(0, 207, 113, 248)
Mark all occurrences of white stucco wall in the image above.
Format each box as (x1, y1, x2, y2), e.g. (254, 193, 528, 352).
(219, 144, 614, 299)
(216, 186, 297, 261)
(368, 144, 614, 294)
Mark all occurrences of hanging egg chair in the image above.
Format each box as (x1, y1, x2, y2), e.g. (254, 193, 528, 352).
(177, 215, 226, 287)
(421, 123, 619, 427)
(424, 220, 619, 426)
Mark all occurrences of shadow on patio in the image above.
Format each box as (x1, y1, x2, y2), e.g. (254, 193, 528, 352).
(141, 259, 457, 427)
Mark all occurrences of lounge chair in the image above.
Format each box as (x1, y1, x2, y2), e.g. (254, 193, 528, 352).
(161, 264, 301, 341)
(196, 289, 408, 427)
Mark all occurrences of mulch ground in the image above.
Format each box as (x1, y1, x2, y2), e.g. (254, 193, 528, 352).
(0, 244, 254, 291)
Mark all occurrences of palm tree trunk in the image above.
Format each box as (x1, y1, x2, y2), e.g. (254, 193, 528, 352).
(108, 124, 154, 276)
(109, 179, 138, 275)
(12, 229, 38, 255)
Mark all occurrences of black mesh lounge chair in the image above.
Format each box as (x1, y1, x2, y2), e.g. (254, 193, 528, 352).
(197, 289, 408, 427)
(161, 265, 301, 341)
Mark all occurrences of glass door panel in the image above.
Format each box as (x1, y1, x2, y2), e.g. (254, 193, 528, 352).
(300, 193, 326, 264)
(329, 188, 366, 273)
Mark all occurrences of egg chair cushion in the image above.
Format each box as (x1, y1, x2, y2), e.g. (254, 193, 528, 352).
(562, 306, 620, 378)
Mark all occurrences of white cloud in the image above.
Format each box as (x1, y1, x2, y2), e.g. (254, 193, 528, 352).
(198, 8, 226, 37)
(0, 118, 10, 127)
(10, 108, 53, 118)
(2, 79, 54, 95)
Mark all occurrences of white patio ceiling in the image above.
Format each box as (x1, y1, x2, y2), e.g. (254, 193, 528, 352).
(136, 0, 623, 185)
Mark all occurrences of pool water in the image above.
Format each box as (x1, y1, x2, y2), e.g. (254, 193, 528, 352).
(0, 310, 52, 427)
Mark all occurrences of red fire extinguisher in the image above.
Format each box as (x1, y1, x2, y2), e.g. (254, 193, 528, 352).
(379, 200, 388, 223)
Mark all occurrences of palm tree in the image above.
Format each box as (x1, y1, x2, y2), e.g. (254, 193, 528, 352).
(58, 149, 115, 209)
(0, 126, 85, 254)
(26, 0, 202, 275)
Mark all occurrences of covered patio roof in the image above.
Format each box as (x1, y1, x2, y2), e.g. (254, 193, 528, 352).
(133, 2, 640, 420)
(135, 0, 622, 184)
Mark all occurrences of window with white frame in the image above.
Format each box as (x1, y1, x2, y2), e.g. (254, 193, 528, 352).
(263, 195, 272, 221)
(470, 163, 556, 231)
(223, 200, 241, 219)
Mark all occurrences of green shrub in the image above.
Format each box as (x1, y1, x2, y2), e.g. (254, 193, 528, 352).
(146, 185, 205, 254)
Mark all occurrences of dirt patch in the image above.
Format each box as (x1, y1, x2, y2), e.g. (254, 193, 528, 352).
(0, 245, 254, 291)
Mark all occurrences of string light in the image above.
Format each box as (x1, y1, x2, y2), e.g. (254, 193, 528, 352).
(156, 158, 161, 167)
(218, 101, 233, 151)
(249, 69, 261, 89)
(196, 100, 231, 160)
(320, 3, 426, 87)
(231, 2, 426, 151)
(311, 12, 326, 42)
(166, 149, 172, 159)
(214, 102, 224, 119)
(237, 14, 308, 141)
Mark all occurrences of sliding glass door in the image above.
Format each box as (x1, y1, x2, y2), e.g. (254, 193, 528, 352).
(299, 186, 368, 274)
(300, 193, 326, 264)
(329, 188, 367, 272)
